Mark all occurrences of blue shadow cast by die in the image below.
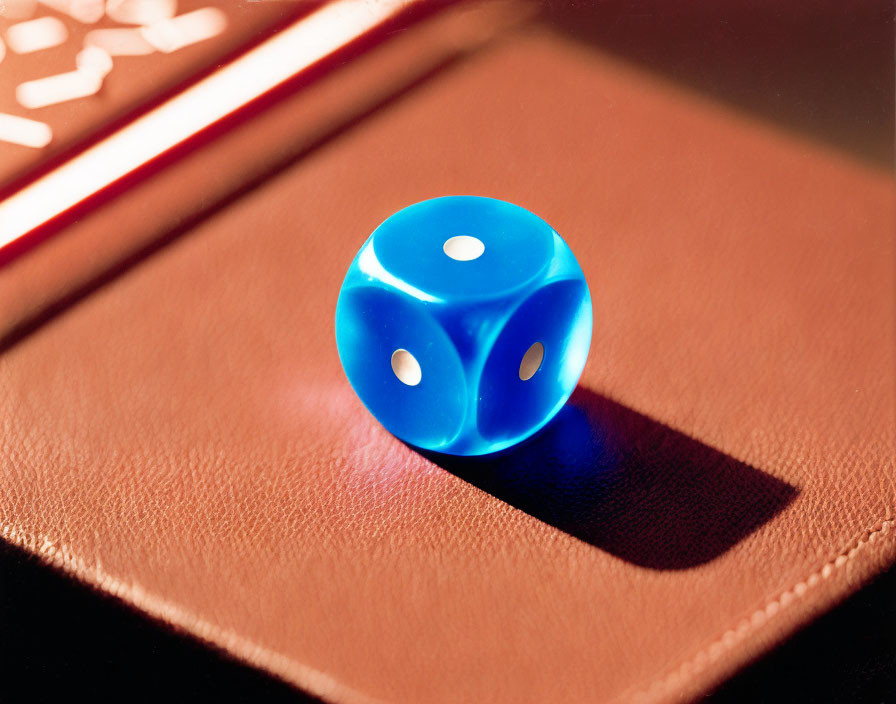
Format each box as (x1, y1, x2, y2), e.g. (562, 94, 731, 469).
(420, 386, 797, 570)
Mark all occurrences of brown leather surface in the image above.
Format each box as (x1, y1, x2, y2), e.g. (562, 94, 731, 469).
(1, 12, 895, 704)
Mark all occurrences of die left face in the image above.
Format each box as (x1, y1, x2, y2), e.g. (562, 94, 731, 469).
(335, 196, 592, 456)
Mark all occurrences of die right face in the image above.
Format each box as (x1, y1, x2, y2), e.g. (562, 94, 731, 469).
(476, 277, 592, 449)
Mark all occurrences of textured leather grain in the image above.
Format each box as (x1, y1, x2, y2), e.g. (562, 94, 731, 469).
(1, 13, 894, 704)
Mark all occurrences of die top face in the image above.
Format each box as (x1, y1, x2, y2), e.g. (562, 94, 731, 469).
(370, 196, 556, 302)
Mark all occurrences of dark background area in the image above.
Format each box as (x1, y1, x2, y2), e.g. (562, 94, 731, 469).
(542, 0, 894, 171)
(0, 540, 893, 703)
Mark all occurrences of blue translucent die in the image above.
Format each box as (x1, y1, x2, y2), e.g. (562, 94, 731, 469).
(335, 196, 592, 456)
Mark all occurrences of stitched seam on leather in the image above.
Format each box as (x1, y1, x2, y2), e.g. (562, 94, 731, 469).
(5, 518, 894, 704)
(629, 516, 896, 703)
(0, 521, 389, 704)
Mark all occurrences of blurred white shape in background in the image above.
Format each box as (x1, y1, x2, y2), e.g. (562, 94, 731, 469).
(141, 7, 226, 53)
(0, 0, 411, 243)
(106, 0, 177, 26)
(76, 44, 113, 76)
(5, 16, 68, 53)
(16, 68, 102, 108)
(84, 27, 156, 55)
(0, 112, 52, 147)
